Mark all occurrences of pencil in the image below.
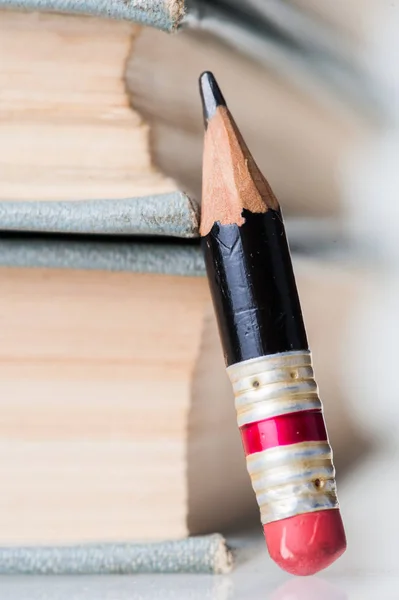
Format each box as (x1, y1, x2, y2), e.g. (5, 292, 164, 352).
(199, 71, 347, 577)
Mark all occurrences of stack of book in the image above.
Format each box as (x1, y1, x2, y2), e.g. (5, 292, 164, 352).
(0, 1, 372, 571)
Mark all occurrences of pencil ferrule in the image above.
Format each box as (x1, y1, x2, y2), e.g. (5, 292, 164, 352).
(227, 350, 321, 427)
(246, 441, 338, 524)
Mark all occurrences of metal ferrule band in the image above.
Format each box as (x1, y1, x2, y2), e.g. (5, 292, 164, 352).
(226, 350, 321, 427)
(246, 441, 338, 524)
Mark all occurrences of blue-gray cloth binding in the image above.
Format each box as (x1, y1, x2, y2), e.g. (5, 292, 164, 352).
(0, 0, 185, 31)
(0, 193, 205, 276)
(0, 535, 233, 574)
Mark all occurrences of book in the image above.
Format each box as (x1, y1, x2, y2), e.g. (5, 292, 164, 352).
(0, 11, 176, 202)
(0, 8, 372, 218)
(0, 265, 252, 543)
(0, 254, 367, 545)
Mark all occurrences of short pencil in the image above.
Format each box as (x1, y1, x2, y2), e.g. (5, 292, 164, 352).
(199, 71, 346, 577)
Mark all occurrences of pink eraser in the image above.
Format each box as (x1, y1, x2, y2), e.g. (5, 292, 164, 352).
(263, 509, 347, 576)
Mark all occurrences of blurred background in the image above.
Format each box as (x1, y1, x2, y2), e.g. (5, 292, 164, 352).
(176, 0, 399, 577)
(0, 0, 399, 596)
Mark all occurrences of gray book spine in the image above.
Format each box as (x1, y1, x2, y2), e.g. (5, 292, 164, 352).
(0, 193, 199, 238)
(0, 535, 232, 575)
(0, 0, 186, 30)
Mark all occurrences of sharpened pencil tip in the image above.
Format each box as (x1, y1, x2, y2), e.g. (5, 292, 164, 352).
(199, 72, 226, 126)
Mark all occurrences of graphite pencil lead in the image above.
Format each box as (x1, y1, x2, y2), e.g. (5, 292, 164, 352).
(199, 71, 226, 125)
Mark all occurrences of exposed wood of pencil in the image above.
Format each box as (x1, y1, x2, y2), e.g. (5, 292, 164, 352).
(199, 72, 279, 236)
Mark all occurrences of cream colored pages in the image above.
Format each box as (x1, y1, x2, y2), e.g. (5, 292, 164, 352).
(0, 11, 177, 201)
(0, 269, 209, 543)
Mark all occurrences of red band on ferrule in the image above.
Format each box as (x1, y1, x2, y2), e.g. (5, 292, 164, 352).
(240, 409, 327, 455)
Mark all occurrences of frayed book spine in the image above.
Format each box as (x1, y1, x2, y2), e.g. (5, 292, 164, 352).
(0, 534, 233, 575)
(0, 0, 186, 31)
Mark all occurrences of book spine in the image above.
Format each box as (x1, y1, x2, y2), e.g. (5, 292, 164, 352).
(0, 0, 186, 31)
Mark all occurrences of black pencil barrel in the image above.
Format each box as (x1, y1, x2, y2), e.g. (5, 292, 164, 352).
(202, 209, 308, 367)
